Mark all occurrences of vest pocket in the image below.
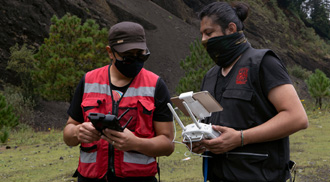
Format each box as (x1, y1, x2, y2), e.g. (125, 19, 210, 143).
(116, 150, 157, 177)
(80, 144, 98, 163)
(220, 89, 257, 128)
(222, 89, 253, 101)
(80, 149, 97, 163)
(81, 98, 107, 122)
(78, 141, 109, 179)
(81, 98, 104, 111)
(222, 151, 270, 181)
(134, 99, 155, 138)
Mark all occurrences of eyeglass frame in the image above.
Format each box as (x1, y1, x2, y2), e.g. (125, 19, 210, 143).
(111, 47, 150, 62)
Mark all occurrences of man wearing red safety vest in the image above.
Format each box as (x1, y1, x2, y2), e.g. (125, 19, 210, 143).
(63, 21, 174, 182)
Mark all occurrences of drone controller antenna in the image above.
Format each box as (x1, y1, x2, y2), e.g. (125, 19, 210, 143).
(182, 101, 201, 129)
(121, 116, 133, 130)
(167, 103, 186, 131)
(117, 108, 130, 120)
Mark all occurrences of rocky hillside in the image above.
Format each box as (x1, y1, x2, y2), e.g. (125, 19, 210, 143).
(0, 0, 205, 93)
(0, 0, 330, 129)
(0, 0, 329, 129)
(1, 0, 329, 93)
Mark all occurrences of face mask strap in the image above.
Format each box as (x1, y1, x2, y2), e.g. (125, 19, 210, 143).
(111, 47, 122, 61)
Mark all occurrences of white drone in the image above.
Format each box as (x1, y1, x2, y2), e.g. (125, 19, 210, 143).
(167, 91, 223, 142)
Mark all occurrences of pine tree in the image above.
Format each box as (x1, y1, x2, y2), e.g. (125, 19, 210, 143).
(305, 69, 330, 109)
(278, 0, 305, 14)
(305, 0, 330, 39)
(278, 0, 330, 39)
(33, 13, 109, 101)
(176, 39, 214, 94)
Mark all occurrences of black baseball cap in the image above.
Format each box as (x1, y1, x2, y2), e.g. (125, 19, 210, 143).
(108, 21, 147, 52)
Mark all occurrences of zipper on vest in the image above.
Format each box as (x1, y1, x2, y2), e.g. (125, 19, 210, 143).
(226, 152, 269, 157)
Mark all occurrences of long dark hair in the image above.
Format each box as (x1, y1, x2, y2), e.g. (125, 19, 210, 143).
(198, 1, 249, 33)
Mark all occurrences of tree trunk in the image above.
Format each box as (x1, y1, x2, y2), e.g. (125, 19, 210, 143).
(319, 97, 322, 109)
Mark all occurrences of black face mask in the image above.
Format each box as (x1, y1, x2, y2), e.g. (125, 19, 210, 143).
(202, 31, 250, 68)
(112, 48, 149, 78)
(114, 58, 144, 78)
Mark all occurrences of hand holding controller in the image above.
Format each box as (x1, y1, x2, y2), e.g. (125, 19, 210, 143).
(88, 108, 132, 133)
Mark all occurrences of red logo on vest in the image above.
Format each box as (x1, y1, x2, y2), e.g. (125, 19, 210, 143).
(236, 68, 249, 84)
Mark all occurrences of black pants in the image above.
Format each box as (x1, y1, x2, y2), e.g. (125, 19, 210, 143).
(77, 173, 157, 182)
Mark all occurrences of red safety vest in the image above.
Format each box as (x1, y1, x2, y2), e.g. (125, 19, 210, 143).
(78, 65, 159, 179)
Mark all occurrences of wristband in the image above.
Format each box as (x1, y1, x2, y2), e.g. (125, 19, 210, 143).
(240, 130, 244, 147)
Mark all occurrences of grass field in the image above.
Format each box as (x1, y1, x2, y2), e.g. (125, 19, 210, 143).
(1, 110, 329, 182)
(290, 109, 330, 182)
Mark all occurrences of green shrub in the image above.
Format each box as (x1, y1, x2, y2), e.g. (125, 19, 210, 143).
(2, 85, 35, 126)
(0, 127, 10, 143)
(176, 39, 214, 94)
(0, 93, 19, 143)
(7, 43, 36, 101)
(287, 64, 312, 80)
(305, 69, 330, 109)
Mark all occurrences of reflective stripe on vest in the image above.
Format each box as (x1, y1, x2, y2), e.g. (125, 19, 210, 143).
(80, 149, 156, 165)
(125, 87, 155, 97)
(84, 83, 155, 97)
(124, 152, 155, 164)
(80, 150, 97, 163)
(84, 83, 110, 95)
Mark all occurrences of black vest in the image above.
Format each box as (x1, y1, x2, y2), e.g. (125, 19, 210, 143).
(201, 47, 290, 182)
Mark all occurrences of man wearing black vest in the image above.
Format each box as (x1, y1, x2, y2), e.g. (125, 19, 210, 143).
(189, 2, 309, 182)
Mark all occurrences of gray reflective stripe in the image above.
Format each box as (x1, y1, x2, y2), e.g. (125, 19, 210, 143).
(80, 150, 97, 163)
(123, 152, 155, 164)
(227, 152, 269, 157)
(84, 83, 155, 97)
(84, 83, 111, 95)
(123, 87, 155, 97)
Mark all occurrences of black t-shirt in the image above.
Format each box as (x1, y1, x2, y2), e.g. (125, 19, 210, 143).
(67, 75, 173, 123)
(215, 53, 292, 101)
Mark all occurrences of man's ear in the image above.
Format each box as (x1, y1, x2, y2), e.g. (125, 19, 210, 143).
(106, 45, 114, 59)
(225, 22, 237, 35)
